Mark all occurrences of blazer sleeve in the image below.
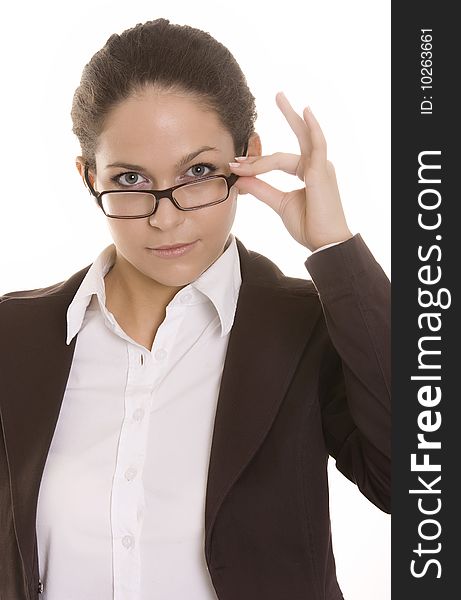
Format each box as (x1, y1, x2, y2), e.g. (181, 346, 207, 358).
(305, 233, 391, 513)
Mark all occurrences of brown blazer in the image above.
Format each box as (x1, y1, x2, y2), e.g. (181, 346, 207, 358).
(0, 234, 390, 600)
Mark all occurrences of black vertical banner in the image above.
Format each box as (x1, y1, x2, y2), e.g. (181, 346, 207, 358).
(392, 2, 458, 599)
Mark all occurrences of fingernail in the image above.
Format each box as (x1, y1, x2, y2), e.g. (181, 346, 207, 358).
(229, 162, 241, 168)
(234, 156, 248, 161)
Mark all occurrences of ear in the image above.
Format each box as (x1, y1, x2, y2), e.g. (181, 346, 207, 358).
(233, 133, 262, 197)
(75, 156, 96, 190)
(246, 132, 262, 158)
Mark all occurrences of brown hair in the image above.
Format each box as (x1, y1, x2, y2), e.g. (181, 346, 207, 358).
(71, 18, 258, 171)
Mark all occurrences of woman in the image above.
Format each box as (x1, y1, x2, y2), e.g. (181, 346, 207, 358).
(0, 17, 390, 600)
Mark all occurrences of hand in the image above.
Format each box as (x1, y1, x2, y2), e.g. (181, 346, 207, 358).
(229, 91, 353, 252)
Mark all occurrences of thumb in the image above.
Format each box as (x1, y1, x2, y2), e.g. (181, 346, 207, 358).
(233, 175, 263, 197)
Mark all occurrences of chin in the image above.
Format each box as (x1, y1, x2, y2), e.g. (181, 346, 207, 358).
(141, 262, 203, 287)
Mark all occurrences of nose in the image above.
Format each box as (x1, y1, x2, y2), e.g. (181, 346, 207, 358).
(148, 194, 185, 228)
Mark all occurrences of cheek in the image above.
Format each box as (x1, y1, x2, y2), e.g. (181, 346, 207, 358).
(105, 219, 143, 246)
(200, 190, 238, 234)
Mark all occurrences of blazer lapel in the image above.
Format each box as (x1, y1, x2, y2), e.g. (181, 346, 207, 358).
(203, 239, 321, 562)
(0, 237, 321, 582)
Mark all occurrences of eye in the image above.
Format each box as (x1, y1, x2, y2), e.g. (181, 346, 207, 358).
(110, 172, 148, 187)
(185, 163, 218, 179)
(109, 162, 219, 188)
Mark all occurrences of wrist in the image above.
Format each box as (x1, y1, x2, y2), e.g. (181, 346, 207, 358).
(309, 230, 354, 252)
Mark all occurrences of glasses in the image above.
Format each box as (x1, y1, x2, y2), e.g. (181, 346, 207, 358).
(83, 142, 248, 219)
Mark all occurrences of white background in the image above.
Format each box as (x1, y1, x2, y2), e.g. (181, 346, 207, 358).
(0, 1, 391, 598)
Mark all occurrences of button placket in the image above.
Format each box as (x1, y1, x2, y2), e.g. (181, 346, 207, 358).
(133, 407, 145, 422)
(122, 534, 135, 549)
(111, 342, 157, 598)
(125, 466, 138, 481)
(154, 348, 167, 361)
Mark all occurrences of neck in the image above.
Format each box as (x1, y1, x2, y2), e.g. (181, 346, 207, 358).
(103, 253, 185, 328)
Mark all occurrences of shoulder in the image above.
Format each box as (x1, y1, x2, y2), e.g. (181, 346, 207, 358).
(0, 264, 92, 311)
(238, 241, 319, 299)
(1, 281, 67, 303)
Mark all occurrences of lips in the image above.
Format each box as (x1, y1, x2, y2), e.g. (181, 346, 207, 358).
(150, 241, 196, 250)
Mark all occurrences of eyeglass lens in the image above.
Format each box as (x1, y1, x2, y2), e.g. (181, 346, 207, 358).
(101, 177, 229, 217)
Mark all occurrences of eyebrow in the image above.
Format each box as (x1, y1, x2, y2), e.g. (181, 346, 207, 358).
(105, 145, 220, 173)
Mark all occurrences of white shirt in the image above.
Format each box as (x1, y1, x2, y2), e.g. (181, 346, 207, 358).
(36, 233, 242, 600)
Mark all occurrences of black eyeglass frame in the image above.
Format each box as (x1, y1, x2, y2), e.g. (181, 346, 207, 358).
(83, 141, 249, 219)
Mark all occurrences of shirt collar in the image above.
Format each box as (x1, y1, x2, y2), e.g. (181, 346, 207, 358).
(66, 233, 242, 345)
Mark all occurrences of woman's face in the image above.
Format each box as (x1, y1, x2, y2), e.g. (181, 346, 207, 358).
(82, 87, 245, 290)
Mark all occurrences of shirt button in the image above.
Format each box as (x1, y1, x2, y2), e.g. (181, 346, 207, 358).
(133, 408, 145, 422)
(181, 292, 192, 304)
(125, 467, 137, 481)
(155, 348, 167, 361)
(122, 534, 134, 549)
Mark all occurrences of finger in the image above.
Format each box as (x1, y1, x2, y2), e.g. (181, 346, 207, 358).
(233, 155, 260, 164)
(229, 152, 302, 178)
(303, 106, 327, 165)
(275, 91, 312, 156)
(234, 175, 304, 216)
(235, 175, 284, 213)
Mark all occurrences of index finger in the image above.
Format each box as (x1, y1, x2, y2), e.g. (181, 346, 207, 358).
(275, 92, 312, 156)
